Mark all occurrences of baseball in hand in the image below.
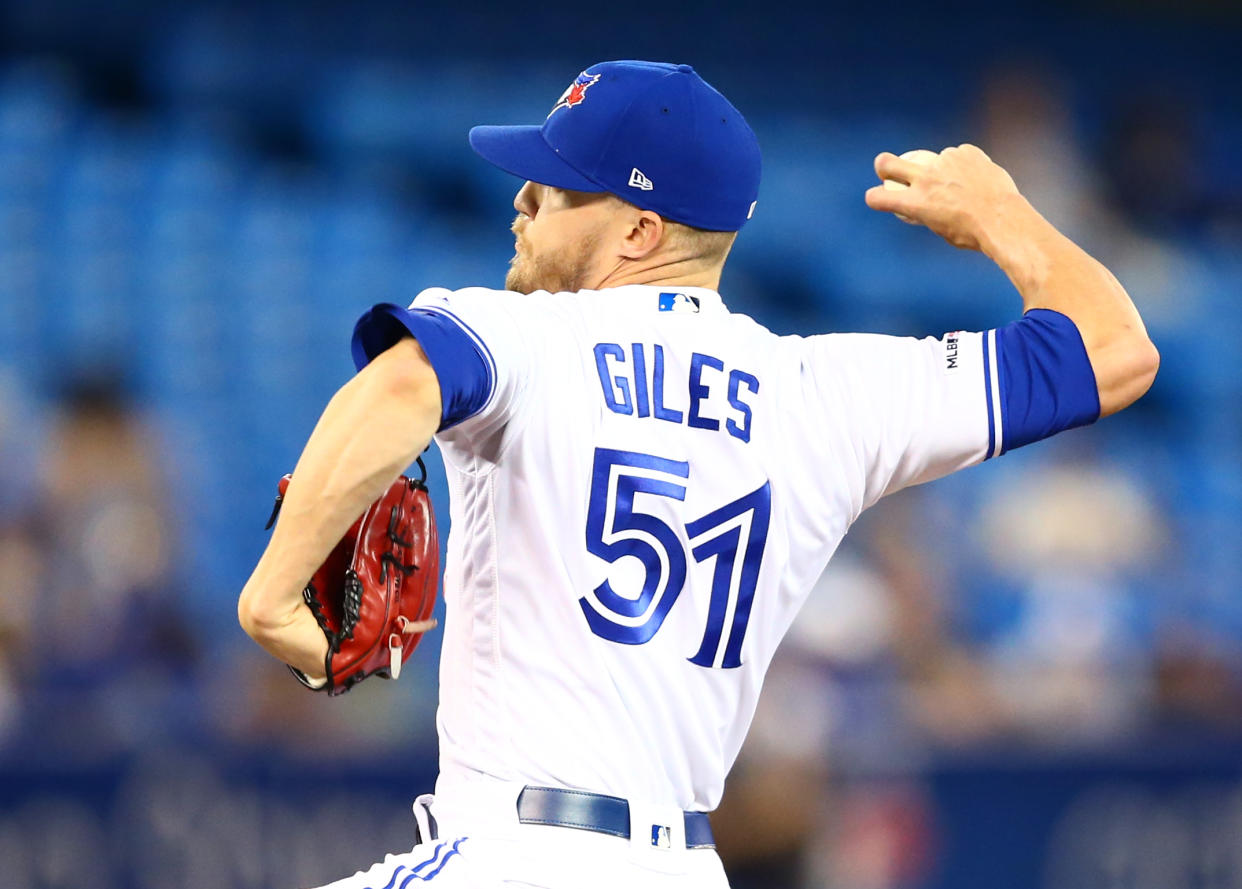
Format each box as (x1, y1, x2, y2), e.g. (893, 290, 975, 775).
(882, 149, 939, 224)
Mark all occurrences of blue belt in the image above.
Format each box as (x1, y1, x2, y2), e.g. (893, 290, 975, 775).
(516, 785, 715, 849)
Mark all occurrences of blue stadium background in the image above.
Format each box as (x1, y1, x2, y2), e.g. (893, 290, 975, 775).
(1, 1, 1240, 887)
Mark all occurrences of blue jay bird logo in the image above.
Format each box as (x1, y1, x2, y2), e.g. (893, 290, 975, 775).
(548, 72, 601, 117)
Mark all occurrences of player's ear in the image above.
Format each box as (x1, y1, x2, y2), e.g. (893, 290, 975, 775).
(617, 208, 664, 260)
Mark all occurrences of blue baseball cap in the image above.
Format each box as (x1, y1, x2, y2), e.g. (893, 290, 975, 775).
(469, 60, 761, 232)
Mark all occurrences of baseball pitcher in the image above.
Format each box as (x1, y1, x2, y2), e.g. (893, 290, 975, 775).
(238, 60, 1158, 888)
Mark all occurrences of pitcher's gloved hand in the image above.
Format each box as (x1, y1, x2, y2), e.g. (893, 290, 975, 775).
(265, 460, 440, 695)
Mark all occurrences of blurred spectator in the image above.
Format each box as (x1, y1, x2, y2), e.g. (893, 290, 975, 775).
(975, 62, 1101, 244)
(4, 374, 203, 758)
(716, 495, 978, 889)
(1152, 621, 1242, 734)
(0, 367, 45, 743)
(967, 451, 1163, 745)
(1101, 90, 1209, 240)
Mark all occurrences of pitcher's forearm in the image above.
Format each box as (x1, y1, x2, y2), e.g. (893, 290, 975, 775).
(979, 194, 1141, 337)
(979, 194, 1159, 415)
(238, 337, 441, 667)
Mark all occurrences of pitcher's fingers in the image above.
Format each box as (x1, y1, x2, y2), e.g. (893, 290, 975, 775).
(400, 617, 438, 634)
(865, 184, 915, 215)
(874, 151, 923, 185)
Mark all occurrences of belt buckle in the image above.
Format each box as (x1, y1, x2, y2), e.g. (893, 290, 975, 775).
(629, 799, 684, 852)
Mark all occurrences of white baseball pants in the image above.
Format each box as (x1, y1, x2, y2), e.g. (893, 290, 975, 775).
(309, 774, 730, 889)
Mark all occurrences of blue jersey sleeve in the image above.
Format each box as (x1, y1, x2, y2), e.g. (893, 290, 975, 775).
(989, 308, 1100, 455)
(351, 302, 494, 430)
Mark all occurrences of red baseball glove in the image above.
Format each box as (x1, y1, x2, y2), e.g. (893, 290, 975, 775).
(264, 460, 440, 695)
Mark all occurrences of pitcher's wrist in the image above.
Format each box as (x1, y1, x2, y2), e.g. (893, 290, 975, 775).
(978, 194, 1054, 293)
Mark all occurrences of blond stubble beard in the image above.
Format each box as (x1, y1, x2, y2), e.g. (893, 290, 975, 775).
(505, 223, 602, 295)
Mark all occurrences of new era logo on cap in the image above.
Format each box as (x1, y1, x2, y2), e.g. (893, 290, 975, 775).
(629, 167, 654, 191)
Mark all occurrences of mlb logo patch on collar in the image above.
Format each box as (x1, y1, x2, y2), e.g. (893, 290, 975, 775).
(658, 292, 700, 313)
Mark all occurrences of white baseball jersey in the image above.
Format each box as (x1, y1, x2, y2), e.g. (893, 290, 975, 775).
(351, 282, 1097, 814)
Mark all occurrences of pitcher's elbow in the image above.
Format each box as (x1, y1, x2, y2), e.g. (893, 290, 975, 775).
(237, 590, 283, 643)
(1133, 337, 1160, 399)
(1100, 336, 1159, 417)
(237, 593, 262, 639)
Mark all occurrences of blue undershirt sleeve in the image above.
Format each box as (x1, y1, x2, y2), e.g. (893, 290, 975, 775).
(993, 308, 1101, 454)
(351, 302, 494, 430)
